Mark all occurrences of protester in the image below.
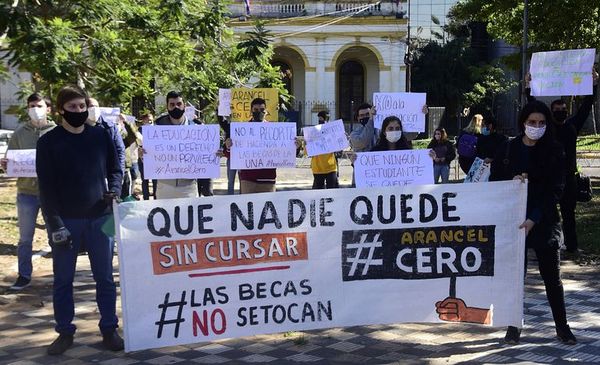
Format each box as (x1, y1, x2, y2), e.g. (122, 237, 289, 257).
(36, 85, 124, 355)
(490, 100, 576, 345)
(219, 115, 238, 195)
(477, 117, 507, 164)
(152, 91, 199, 199)
(310, 111, 339, 189)
(349, 103, 376, 152)
(427, 127, 456, 183)
(86, 98, 126, 176)
(371, 115, 412, 151)
(136, 113, 156, 200)
(457, 114, 482, 174)
(1, 93, 55, 290)
(116, 114, 139, 199)
(526, 69, 599, 256)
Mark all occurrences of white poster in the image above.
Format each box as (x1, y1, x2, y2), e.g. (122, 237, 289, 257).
(142, 125, 221, 179)
(530, 49, 596, 96)
(184, 106, 196, 122)
(116, 181, 527, 352)
(302, 119, 349, 157)
(353, 149, 434, 188)
(218, 89, 232, 117)
(99, 107, 121, 124)
(5, 149, 36, 177)
(373, 92, 427, 131)
(464, 158, 491, 183)
(230, 122, 297, 170)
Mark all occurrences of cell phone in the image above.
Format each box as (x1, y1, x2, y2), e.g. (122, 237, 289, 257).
(52, 228, 70, 246)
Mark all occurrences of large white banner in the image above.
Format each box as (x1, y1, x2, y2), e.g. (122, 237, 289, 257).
(142, 125, 221, 179)
(373, 92, 427, 131)
(5, 149, 36, 177)
(302, 119, 349, 157)
(230, 122, 297, 170)
(354, 150, 434, 188)
(530, 49, 596, 96)
(116, 181, 527, 352)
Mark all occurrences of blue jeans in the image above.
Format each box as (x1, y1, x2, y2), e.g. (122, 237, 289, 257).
(434, 164, 450, 184)
(227, 158, 238, 195)
(16, 193, 48, 279)
(52, 215, 118, 335)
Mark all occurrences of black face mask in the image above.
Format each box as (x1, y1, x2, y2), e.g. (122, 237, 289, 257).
(553, 110, 568, 123)
(359, 117, 370, 126)
(252, 111, 266, 121)
(168, 107, 185, 119)
(62, 110, 89, 128)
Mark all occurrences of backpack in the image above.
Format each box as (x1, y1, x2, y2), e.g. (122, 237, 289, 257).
(457, 133, 477, 158)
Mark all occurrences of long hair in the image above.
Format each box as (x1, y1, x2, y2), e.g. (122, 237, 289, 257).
(430, 127, 448, 145)
(374, 115, 410, 150)
(464, 114, 483, 134)
(518, 100, 556, 146)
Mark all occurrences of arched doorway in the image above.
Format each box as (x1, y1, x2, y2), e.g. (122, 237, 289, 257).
(271, 60, 293, 96)
(338, 60, 365, 123)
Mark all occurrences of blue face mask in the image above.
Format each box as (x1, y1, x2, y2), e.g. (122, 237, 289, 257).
(481, 127, 490, 136)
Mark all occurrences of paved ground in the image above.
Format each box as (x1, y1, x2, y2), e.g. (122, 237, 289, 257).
(1, 159, 600, 364)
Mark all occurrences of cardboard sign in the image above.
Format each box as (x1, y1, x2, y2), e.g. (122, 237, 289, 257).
(353, 149, 434, 188)
(116, 181, 527, 351)
(230, 122, 297, 170)
(464, 157, 491, 183)
(373, 92, 427, 131)
(530, 49, 596, 96)
(230, 88, 278, 122)
(302, 119, 349, 157)
(218, 89, 232, 117)
(184, 107, 197, 122)
(142, 125, 221, 179)
(5, 149, 36, 177)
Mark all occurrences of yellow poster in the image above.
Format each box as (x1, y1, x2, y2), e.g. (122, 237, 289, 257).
(230, 88, 278, 122)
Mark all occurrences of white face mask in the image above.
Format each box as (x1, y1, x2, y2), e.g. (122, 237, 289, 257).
(524, 125, 546, 140)
(87, 107, 100, 123)
(28, 107, 46, 123)
(386, 130, 402, 143)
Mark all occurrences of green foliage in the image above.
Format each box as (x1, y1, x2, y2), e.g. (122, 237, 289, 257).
(0, 0, 288, 115)
(463, 64, 518, 114)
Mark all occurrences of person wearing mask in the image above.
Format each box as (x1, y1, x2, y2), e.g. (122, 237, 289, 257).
(219, 115, 238, 195)
(349, 103, 377, 152)
(310, 111, 339, 189)
(1, 93, 55, 290)
(490, 100, 576, 346)
(36, 85, 124, 355)
(370, 115, 412, 151)
(525, 69, 599, 256)
(137, 113, 157, 200)
(86, 98, 126, 177)
(427, 127, 456, 183)
(152, 91, 199, 199)
(457, 114, 483, 174)
(477, 118, 508, 164)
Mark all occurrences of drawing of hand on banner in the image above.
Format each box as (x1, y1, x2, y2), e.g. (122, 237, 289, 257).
(435, 297, 491, 325)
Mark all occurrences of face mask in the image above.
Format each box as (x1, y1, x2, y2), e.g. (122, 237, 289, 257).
(481, 127, 490, 136)
(168, 107, 185, 120)
(28, 107, 46, 123)
(553, 110, 568, 123)
(524, 125, 546, 141)
(87, 107, 100, 123)
(386, 130, 402, 143)
(252, 111, 266, 121)
(62, 110, 89, 128)
(359, 117, 370, 126)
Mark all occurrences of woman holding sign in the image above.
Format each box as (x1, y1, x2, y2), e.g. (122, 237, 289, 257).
(490, 100, 576, 345)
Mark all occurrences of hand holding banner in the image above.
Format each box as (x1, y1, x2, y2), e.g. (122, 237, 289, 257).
(373, 92, 427, 131)
(353, 149, 434, 188)
(302, 120, 349, 157)
(5, 149, 37, 177)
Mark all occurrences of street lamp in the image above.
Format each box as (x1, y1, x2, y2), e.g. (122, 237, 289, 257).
(404, 0, 412, 92)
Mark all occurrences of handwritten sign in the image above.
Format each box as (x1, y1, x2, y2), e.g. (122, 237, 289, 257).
(354, 149, 434, 188)
(373, 92, 426, 131)
(464, 157, 490, 183)
(142, 125, 221, 179)
(5, 149, 36, 177)
(530, 49, 596, 96)
(218, 89, 232, 116)
(116, 181, 527, 351)
(302, 119, 349, 157)
(230, 122, 296, 169)
(184, 106, 196, 122)
(99, 107, 121, 124)
(230, 88, 278, 122)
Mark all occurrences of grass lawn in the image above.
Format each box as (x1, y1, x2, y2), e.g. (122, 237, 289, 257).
(575, 177, 600, 260)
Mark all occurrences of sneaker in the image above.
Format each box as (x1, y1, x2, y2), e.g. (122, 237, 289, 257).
(47, 334, 74, 355)
(504, 326, 521, 345)
(9, 276, 31, 290)
(102, 330, 124, 351)
(557, 325, 577, 345)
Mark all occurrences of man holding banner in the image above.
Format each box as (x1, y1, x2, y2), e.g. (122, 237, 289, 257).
(1, 93, 55, 291)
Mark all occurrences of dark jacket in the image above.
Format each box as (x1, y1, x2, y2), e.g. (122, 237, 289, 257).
(371, 137, 412, 151)
(477, 132, 508, 160)
(427, 139, 456, 165)
(96, 116, 126, 173)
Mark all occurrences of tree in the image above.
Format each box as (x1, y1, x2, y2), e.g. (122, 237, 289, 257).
(0, 0, 287, 117)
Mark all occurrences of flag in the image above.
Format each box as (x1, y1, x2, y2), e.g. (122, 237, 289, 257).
(244, 0, 251, 15)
